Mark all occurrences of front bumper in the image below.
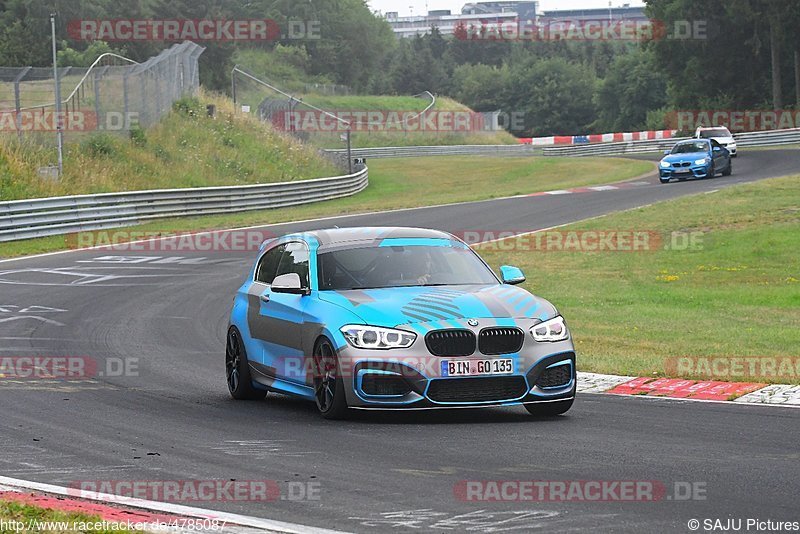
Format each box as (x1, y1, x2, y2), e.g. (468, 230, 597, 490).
(659, 162, 712, 179)
(336, 320, 576, 409)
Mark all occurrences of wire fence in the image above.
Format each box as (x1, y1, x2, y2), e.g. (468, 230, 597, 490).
(231, 65, 356, 170)
(0, 41, 204, 149)
(232, 65, 492, 153)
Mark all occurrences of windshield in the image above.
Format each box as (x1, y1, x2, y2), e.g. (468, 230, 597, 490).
(671, 141, 708, 154)
(698, 128, 731, 138)
(317, 244, 498, 290)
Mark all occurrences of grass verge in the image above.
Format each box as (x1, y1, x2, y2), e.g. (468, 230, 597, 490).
(296, 95, 518, 148)
(0, 156, 654, 259)
(476, 174, 800, 383)
(0, 499, 135, 534)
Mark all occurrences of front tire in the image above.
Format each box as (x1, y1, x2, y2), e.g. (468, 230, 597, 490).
(525, 398, 574, 417)
(722, 161, 732, 176)
(226, 327, 268, 400)
(706, 163, 715, 178)
(312, 338, 350, 419)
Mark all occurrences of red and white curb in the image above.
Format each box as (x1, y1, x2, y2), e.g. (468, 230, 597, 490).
(0, 476, 347, 534)
(526, 180, 651, 198)
(518, 130, 677, 146)
(577, 372, 800, 406)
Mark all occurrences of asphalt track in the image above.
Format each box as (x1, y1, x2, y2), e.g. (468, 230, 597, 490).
(1, 149, 799, 533)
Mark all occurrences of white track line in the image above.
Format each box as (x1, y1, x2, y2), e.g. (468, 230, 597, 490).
(0, 476, 350, 534)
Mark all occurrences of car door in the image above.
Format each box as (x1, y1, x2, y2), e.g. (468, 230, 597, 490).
(710, 139, 726, 168)
(249, 241, 310, 384)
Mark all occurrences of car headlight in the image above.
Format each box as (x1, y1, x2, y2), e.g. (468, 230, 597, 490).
(530, 316, 569, 342)
(660, 161, 671, 168)
(340, 325, 416, 349)
(695, 158, 710, 165)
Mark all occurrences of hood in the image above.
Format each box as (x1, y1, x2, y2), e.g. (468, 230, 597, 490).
(319, 284, 556, 328)
(663, 152, 708, 163)
(702, 136, 735, 143)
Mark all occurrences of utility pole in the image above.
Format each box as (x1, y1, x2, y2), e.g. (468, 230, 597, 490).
(51, 13, 63, 178)
(346, 128, 352, 175)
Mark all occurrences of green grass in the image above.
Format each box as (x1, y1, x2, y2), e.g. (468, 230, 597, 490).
(299, 95, 467, 111)
(476, 175, 800, 383)
(0, 499, 135, 534)
(0, 91, 338, 201)
(291, 96, 517, 148)
(0, 156, 654, 259)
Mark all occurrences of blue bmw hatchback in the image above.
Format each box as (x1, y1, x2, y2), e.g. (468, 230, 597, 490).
(659, 139, 732, 183)
(226, 227, 576, 419)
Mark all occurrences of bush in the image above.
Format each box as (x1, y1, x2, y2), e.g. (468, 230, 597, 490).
(129, 125, 147, 146)
(80, 133, 116, 157)
(172, 96, 204, 118)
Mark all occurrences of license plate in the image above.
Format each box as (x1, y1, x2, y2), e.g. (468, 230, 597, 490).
(441, 359, 514, 377)
(674, 168, 691, 174)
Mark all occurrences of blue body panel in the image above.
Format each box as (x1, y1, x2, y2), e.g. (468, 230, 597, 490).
(228, 231, 576, 408)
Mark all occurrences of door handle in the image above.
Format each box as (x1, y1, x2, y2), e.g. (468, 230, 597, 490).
(260, 294, 270, 303)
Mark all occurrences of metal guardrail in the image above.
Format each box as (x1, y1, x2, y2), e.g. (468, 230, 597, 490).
(542, 138, 686, 157)
(325, 144, 535, 159)
(734, 128, 800, 148)
(0, 167, 368, 242)
(542, 128, 800, 157)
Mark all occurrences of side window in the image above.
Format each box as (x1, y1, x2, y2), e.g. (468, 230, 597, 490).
(255, 244, 285, 284)
(276, 241, 310, 288)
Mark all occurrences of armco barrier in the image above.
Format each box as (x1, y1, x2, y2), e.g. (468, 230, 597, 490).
(0, 167, 368, 242)
(542, 128, 800, 157)
(542, 137, 687, 157)
(324, 144, 535, 159)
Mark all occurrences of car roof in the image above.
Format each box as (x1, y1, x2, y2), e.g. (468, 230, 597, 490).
(677, 139, 709, 145)
(289, 227, 457, 246)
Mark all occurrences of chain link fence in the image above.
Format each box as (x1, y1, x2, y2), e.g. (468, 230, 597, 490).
(231, 65, 356, 170)
(1, 41, 204, 148)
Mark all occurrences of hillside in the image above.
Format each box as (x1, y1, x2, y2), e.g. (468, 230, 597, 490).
(0, 91, 339, 201)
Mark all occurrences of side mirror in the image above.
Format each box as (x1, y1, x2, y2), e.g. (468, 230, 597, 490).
(500, 265, 526, 285)
(271, 273, 309, 295)
(713, 146, 721, 152)
(663, 150, 671, 156)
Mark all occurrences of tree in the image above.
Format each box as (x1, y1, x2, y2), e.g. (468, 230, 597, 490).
(450, 63, 508, 112)
(504, 57, 598, 136)
(594, 48, 667, 131)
